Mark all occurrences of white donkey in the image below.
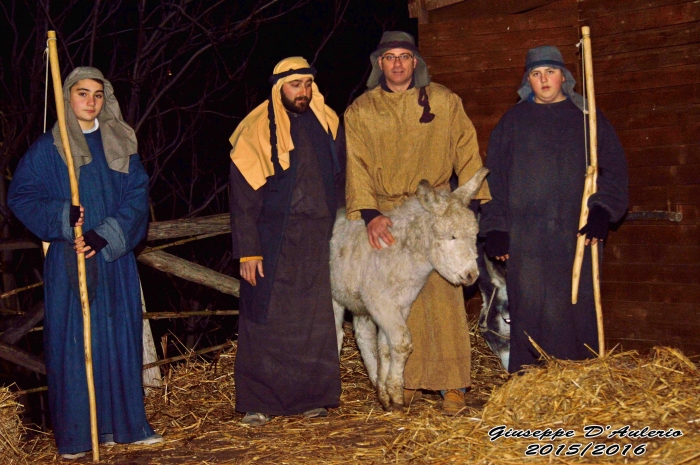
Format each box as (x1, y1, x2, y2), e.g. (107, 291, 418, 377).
(330, 168, 488, 411)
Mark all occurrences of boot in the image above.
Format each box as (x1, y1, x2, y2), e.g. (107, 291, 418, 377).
(403, 388, 423, 405)
(441, 389, 466, 415)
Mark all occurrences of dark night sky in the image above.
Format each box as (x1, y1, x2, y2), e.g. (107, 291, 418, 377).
(237, 0, 418, 114)
(0, 0, 421, 230)
(189, 0, 419, 213)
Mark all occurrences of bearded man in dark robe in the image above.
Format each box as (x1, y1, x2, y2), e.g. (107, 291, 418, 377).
(228, 57, 344, 425)
(480, 46, 629, 373)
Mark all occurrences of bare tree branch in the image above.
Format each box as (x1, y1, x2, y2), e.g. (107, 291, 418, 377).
(88, 0, 102, 66)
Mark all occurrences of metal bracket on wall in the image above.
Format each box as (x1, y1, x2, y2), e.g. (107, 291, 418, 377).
(624, 211, 683, 222)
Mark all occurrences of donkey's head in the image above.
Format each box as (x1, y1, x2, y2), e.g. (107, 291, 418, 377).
(416, 168, 489, 286)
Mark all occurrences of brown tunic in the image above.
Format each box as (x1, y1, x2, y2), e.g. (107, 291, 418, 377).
(345, 83, 490, 390)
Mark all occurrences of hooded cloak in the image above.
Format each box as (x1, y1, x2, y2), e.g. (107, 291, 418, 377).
(52, 67, 136, 178)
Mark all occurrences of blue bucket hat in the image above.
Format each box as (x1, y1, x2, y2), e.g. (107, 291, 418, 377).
(517, 46, 585, 112)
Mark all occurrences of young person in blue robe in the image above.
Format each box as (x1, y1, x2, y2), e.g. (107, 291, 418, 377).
(8, 67, 161, 459)
(479, 46, 629, 374)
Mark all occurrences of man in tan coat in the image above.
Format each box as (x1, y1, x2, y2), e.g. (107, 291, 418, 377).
(344, 31, 490, 414)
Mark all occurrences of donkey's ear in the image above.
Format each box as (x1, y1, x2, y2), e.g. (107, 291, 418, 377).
(453, 167, 489, 205)
(417, 180, 448, 215)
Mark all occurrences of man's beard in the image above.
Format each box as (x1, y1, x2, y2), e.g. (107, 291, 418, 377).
(281, 91, 311, 114)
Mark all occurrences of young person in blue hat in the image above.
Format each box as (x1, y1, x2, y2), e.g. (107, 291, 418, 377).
(480, 46, 629, 373)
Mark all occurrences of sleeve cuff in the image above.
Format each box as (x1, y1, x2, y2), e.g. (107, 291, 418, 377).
(240, 256, 263, 263)
(94, 217, 127, 262)
(360, 209, 382, 226)
(61, 201, 75, 242)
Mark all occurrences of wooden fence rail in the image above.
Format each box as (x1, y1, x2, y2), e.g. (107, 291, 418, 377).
(0, 214, 239, 385)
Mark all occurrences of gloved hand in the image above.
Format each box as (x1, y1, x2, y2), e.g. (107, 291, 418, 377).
(485, 230, 509, 258)
(578, 205, 611, 243)
(82, 230, 108, 255)
(69, 205, 81, 227)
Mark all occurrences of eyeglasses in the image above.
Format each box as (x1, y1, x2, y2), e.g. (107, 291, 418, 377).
(380, 53, 414, 63)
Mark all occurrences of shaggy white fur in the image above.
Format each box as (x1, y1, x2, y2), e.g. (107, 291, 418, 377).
(331, 168, 489, 411)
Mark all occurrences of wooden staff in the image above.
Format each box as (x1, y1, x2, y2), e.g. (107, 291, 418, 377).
(571, 26, 605, 357)
(47, 30, 100, 462)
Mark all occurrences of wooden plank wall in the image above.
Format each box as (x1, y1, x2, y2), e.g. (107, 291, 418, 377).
(579, 0, 700, 355)
(419, 0, 582, 159)
(419, 0, 700, 354)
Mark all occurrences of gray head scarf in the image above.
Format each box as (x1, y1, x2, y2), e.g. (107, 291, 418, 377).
(367, 31, 430, 89)
(52, 67, 137, 179)
(517, 46, 586, 112)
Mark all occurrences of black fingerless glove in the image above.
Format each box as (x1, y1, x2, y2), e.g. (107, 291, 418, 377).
(485, 230, 509, 257)
(578, 205, 611, 242)
(69, 205, 81, 227)
(83, 230, 108, 255)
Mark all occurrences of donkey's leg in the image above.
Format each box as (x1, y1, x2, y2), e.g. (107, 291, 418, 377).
(373, 309, 413, 411)
(375, 329, 393, 410)
(333, 300, 346, 357)
(353, 315, 378, 387)
(384, 321, 413, 410)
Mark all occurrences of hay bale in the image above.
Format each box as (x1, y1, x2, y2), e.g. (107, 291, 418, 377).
(402, 347, 700, 464)
(484, 346, 699, 428)
(0, 386, 26, 462)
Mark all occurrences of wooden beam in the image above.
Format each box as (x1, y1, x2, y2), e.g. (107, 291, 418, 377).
(142, 342, 232, 370)
(602, 281, 700, 304)
(408, 0, 429, 23)
(0, 341, 45, 374)
(605, 244, 700, 266)
(0, 239, 39, 252)
(143, 310, 239, 320)
(137, 250, 240, 296)
(0, 301, 44, 345)
(428, 0, 563, 22)
(425, 0, 464, 10)
(584, 1, 700, 37)
(0, 282, 43, 299)
(625, 211, 683, 222)
(146, 213, 230, 241)
(420, 5, 575, 38)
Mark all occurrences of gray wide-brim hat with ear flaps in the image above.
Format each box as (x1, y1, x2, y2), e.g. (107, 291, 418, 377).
(367, 31, 431, 89)
(517, 45, 586, 112)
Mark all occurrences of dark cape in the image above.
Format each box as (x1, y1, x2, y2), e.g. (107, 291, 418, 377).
(8, 130, 154, 454)
(229, 109, 345, 415)
(480, 98, 628, 373)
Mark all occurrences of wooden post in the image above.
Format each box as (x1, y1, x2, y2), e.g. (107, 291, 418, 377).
(571, 26, 605, 357)
(140, 283, 162, 395)
(47, 30, 100, 462)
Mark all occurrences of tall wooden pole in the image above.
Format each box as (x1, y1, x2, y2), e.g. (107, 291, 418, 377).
(571, 26, 605, 357)
(47, 30, 100, 462)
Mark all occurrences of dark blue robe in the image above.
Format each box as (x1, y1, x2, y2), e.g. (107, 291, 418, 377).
(229, 110, 344, 415)
(480, 98, 628, 373)
(8, 130, 154, 454)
